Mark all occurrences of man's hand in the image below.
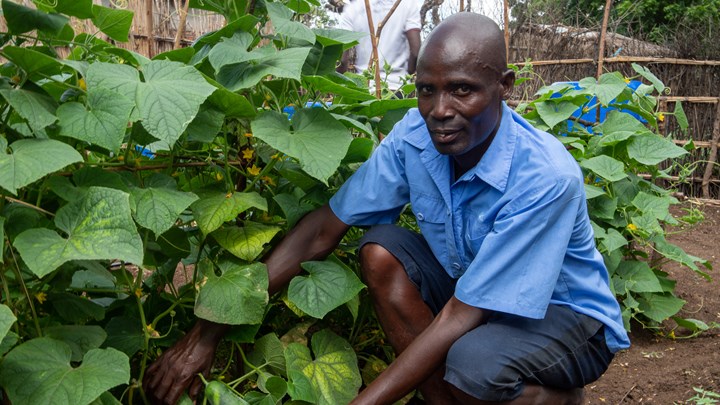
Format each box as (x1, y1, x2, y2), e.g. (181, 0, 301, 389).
(143, 320, 228, 405)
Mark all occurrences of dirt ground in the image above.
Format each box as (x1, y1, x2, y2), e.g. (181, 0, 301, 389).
(584, 200, 720, 404)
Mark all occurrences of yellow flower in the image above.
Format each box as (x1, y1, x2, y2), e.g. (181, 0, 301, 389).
(225, 192, 233, 198)
(624, 77, 631, 84)
(271, 153, 282, 160)
(146, 324, 160, 338)
(78, 78, 87, 91)
(215, 172, 224, 181)
(627, 223, 638, 232)
(242, 148, 254, 160)
(244, 132, 253, 138)
(657, 113, 665, 122)
(35, 291, 47, 304)
(247, 165, 261, 176)
(135, 288, 143, 298)
(261, 176, 275, 186)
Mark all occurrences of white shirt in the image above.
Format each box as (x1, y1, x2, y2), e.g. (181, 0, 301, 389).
(338, 0, 421, 90)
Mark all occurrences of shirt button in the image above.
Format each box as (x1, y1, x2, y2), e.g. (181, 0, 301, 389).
(417, 213, 424, 221)
(451, 262, 462, 271)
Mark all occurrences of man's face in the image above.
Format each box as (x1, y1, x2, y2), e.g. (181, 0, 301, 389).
(416, 43, 511, 165)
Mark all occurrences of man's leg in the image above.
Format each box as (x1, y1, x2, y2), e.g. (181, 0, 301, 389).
(443, 305, 614, 404)
(358, 225, 457, 404)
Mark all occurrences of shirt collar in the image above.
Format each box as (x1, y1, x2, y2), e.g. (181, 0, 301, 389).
(405, 103, 517, 193)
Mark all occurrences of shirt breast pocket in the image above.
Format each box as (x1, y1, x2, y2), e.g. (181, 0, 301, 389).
(464, 214, 493, 255)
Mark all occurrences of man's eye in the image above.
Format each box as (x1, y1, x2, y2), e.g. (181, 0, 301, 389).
(417, 86, 432, 95)
(454, 85, 471, 96)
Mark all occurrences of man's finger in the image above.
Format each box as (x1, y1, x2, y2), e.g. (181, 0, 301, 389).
(189, 376, 204, 400)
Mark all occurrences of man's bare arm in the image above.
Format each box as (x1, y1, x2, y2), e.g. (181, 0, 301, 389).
(144, 204, 350, 404)
(406, 29, 421, 75)
(351, 296, 490, 405)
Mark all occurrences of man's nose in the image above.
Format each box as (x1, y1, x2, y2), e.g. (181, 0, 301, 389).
(430, 92, 454, 120)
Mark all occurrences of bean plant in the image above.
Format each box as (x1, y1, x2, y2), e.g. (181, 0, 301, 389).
(0, 0, 710, 404)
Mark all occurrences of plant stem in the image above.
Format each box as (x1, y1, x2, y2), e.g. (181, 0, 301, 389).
(8, 248, 41, 337)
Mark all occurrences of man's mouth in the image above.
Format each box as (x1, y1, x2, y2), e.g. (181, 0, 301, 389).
(431, 129, 462, 144)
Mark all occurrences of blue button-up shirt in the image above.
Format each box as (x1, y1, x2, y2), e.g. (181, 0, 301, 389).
(329, 104, 630, 352)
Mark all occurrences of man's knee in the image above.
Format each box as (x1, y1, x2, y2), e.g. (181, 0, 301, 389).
(358, 242, 400, 287)
(445, 336, 523, 402)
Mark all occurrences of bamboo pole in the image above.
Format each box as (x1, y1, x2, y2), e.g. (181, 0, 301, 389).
(174, 0, 191, 49)
(702, 103, 720, 197)
(512, 57, 720, 67)
(595, 0, 612, 121)
(660, 96, 720, 104)
(503, 0, 510, 62)
(460, 0, 464, 12)
(145, 0, 154, 57)
(362, 0, 382, 99)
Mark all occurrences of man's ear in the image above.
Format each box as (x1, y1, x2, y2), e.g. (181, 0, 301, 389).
(499, 69, 515, 100)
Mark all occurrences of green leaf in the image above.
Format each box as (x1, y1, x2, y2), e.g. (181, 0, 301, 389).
(205, 381, 248, 405)
(104, 316, 144, 357)
(186, 107, 225, 143)
(54, 0, 94, 18)
(599, 228, 628, 254)
(355, 98, 417, 117)
(313, 28, 366, 48)
(303, 43, 343, 76)
(285, 329, 361, 405)
(91, 5, 133, 42)
(579, 72, 627, 106)
(0, 87, 57, 133)
(638, 293, 685, 323)
(0, 139, 83, 195)
(3, 46, 64, 76)
(0, 216, 4, 263)
(14, 187, 143, 277)
(194, 261, 269, 325)
(596, 110, 649, 135)
(652, 235, 702, 272)
(57, 88, 134, 153)
(44, 325, 107, 362)
(584, 184, 605, 199)
(627, 133, 688, 166)
(535, 100, 579, 129)
(207, 32, 255, 71)
(303, 75, 374, 102)
(579, 155, 627, 182)
(615, 261, 663, 293)
(288, 260, 365, 319)
(131, 187, 198, 236)
(87, 60, 215, 146)
(206, 87, 256, 119)
(1, 0, 69, 35)
(673, 101, 689, 132)
(252, 109, 353, 184)
(273, 193, 313, 228)
(216, 47, 312, 91)
(0, 338, 129, 405)
(0, 304, 16, 343)
(266, 2, 315, 44)
(248, 333, 287, 376)
(631, 192, 671, 222)
(212, 222, 281, 262)
(632, 63, 665, 94)
(191, 191, 267, 235)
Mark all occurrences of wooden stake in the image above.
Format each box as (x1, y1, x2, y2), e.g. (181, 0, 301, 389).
(362, 0, 382, 99)
(174, 0, 190, 50)
(595, 0, 612, 121)
(145, 0, 154, 57)
(503, 0, 510, 62)
(702, 102, 720, 198)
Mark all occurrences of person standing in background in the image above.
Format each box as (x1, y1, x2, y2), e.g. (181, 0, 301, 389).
(337, 0, 421, 93)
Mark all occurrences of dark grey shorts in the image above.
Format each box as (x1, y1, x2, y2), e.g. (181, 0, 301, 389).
(359, 224, 615, 401)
